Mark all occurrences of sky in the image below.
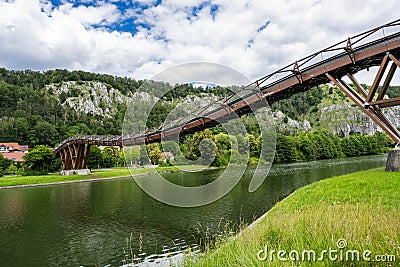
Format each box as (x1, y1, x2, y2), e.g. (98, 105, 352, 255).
(0, 0, 399, 83)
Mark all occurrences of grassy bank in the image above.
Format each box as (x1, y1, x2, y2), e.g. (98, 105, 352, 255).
(0, 165, 208, 188)
(189, 168, 400, 266)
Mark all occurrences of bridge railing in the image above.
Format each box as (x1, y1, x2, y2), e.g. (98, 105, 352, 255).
(136, 20, 400, 139)
(54, 135, 123, 153)
(248, 19, 400, 90)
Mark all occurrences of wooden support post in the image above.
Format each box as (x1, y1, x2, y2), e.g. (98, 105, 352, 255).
(347, 73, 368, 98)
(366, 55, 389, 102)
(327, 73, 400, 143)
(58, 142, 91, 174)
(377, 62, 397, 100)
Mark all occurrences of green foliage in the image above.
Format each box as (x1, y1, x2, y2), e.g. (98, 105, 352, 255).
(270, 86, 325, 121)
(123, 146, 140, 166)
(274, 131, 389, 163)
(215, 133, 232, 151)
(147, 143, 162, 165)
(87, 146, 124, 169)
(198, 138, 217, 165)
(161, 141, 180, 155)
(275, 134, 297, 163)
(139, 145, 150, 166)
(23, 145, 57, 174)
(189, 129, 215, 160)
(103, 147, 121, 167)
(0, 153, 13, 177)
(87, 146, 103, 169)
(159, 160, 173, 167)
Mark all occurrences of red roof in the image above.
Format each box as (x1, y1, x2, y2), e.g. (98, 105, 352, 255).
(2, 152, 25, 162)
(0, 143, 29, 152)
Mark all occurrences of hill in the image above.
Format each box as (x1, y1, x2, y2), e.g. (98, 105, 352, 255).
(0, 67, 399, 148)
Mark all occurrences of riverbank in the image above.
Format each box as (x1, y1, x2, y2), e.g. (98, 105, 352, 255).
(0, 165, 209, 189)
(189, 168, 400, 266)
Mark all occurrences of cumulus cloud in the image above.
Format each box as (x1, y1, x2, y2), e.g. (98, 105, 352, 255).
(0, 0, 399, 84)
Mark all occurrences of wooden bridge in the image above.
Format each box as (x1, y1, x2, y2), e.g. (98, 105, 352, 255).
(55, 19, 400, 171)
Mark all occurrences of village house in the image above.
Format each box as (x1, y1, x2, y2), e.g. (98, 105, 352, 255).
(0, 143, 29, 163)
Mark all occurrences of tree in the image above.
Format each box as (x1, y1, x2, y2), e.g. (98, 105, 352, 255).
(0, 153, 13, 177)
(87, 145, 103, 169)
(190, 129, 215, 159)
(147, 143, 162, 165)
(296, 132, 314, 160)
(23, 145, 56, 174)
(198, 138, 217, 165)
(102, 146, 121, 167)
(31, 121, 59, 146)
(161, 141, 180, 155)
(123, 146, 140, 166)
(247, 133, 260, 158)
(139, 145, 150, 166)
(236, 134, 248, 155)
(274, 134, 297, 163)
(215, 133, 232, 151)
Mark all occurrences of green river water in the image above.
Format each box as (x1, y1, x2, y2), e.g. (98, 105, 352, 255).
(0, 154, 387, 266)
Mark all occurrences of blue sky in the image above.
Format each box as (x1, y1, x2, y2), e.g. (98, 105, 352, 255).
(48, 0, 163, 34)
(0, 0, 399, 83)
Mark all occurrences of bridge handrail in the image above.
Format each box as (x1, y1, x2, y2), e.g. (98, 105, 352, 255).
(250, 19, 400, 88)
(194, 20, 400, 123)
(157, 19, 400, 135)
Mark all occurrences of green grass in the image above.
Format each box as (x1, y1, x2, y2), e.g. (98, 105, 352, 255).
(188, 168, 400, 266)
(0, 165, 208, 187)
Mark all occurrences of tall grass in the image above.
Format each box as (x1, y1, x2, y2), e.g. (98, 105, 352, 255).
(187, 168, 400, 266)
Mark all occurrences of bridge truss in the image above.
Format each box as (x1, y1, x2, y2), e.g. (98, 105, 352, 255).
(55, 19, 400, 170)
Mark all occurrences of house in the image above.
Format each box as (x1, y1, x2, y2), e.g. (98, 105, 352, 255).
(0, 143, 29, 154)
(0, 142, 29, 163)
(160, 152, 174, 162)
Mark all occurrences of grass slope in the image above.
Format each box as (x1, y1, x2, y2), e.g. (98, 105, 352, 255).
(189, 168, 400, 266)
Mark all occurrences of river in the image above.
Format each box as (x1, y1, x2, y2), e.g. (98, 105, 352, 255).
(0, 154, 387, 266)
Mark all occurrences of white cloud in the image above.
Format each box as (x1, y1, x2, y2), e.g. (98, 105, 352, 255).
(0, 0, 399, 84)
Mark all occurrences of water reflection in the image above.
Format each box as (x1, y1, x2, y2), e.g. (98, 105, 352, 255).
(0, 154, 387, 266)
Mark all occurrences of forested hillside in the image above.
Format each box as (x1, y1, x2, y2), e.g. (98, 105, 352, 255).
(1, 68, 399, 148)
(0, 68, 227, 146)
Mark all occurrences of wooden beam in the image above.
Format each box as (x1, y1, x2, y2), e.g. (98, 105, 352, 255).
(371, 107, 400, 137)
(327, 73, 400, 143)
(369, 96, 400, 108)
(389, 54, 400, 67)
(347, 73, 368, 98)
(367, 55, 389, 102)
(377, 62, 397, 101)
(338, 78, 366, 104)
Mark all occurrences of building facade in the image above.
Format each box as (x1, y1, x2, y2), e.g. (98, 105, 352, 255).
(0, 143, 29, 163)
